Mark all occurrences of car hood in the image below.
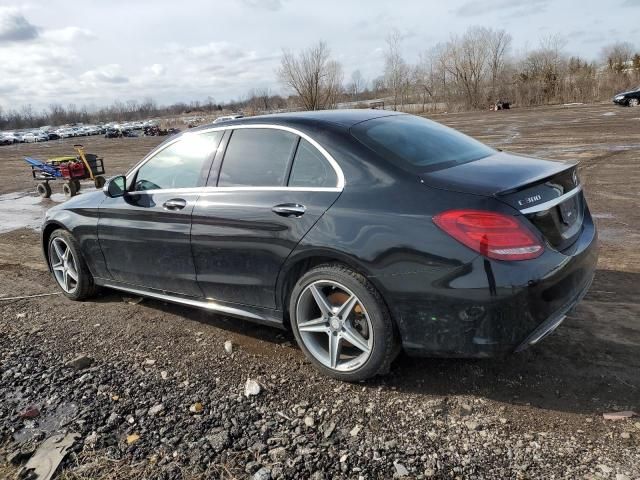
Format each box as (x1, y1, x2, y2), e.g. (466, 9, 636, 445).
(420, 151, 575, 196)
(615, 89, 639, 96)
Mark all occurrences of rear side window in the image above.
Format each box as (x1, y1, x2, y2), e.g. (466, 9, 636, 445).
(218, 129, 297, 187)
(134, 131, 222, 191)
(288, 139, 337, 188)
(351, 115, 494, 172)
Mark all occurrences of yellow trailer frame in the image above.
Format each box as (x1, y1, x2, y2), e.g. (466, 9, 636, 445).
(73, 144, 95, 181)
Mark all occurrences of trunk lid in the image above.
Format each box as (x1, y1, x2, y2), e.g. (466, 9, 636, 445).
(423, 152, 584, 251)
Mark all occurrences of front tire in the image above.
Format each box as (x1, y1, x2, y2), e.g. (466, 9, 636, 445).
(629, 98, 639, 107)
(289, 264, 398, 381)
(36, 182, 51, 198)
(62, 180, 77, 198)
(48, 230, 98, 300)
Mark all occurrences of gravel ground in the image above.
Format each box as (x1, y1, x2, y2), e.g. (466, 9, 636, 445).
(1, 103, 639, 479)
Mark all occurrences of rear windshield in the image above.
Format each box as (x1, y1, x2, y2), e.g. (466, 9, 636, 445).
(351, 115, 494, 172)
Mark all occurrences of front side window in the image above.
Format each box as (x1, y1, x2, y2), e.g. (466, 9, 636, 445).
(218, 128, 297, 187)
(288, 139, 337, 188)
(134, 131, 222, 191)
(351, 114, 494, 173)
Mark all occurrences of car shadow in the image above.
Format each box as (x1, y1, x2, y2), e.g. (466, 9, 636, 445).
(93, 268, 640, 415)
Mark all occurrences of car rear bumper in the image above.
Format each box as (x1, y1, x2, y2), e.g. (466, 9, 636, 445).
(381, 211, 598, 358)
(513, 270, 593, 352)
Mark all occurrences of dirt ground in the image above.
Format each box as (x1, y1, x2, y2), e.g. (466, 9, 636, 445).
(0, 104, 639, 479)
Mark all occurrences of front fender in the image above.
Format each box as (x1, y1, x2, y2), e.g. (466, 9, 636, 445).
(41, 191, 108, 278)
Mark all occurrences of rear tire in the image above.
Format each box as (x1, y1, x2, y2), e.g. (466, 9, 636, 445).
(62, 180, 77, 198)
(36, 182, 51, 199)
(289, 264, 398, 381)
(48, 229, 98, 300)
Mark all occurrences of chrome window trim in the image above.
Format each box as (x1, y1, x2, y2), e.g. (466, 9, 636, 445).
(126, 124, 345, 192)
(122, 186, 342, 195)
(519, 185, 582, 214)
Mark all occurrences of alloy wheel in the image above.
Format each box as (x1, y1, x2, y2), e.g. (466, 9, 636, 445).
(50, 237, 79, 294)
(295, 280, 373, 372)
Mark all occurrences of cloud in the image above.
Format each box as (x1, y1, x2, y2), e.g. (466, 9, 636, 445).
(454, 0, 548, 17)
(42, 27, 95, 43)
(184, 41, 249, 60)
(241, 0, 284, 11)
(621, 0, 640, 6)
(0, 7, 39, 42)
(81, 64, 129, 84)
(148, 63, 166, 76)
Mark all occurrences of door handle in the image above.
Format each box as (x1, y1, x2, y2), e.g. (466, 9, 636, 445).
(163, 198, 187, 210)
(272, 203, 306, 217)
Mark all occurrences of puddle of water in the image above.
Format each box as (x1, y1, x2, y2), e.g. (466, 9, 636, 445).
(602, 112, 616, 116)
(592, 212, 615, 219)
(13, 402, 79, 443)
(0, 192, 66, 234)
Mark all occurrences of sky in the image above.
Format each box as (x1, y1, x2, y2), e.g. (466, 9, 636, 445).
(1, 0, 640, 111)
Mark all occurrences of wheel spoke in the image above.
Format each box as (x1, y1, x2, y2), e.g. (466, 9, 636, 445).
(328, 332, 341, 369)
(337, 294, 358, 320)
(342, 324, 370, 354)
(63, 270, 70, 291)
(298, 317, 329, 333)
(52, 240, 64, 261)
(309, 284, 333, 316)
(63, 247, 70, 261)
(66, 265, 78, 281)
(51, 261, 64, 272)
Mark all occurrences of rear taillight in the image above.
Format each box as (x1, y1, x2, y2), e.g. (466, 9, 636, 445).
(433, 209, 544, 261)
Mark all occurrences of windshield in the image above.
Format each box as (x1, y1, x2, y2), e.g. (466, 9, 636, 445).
(351, 114, 494, 173)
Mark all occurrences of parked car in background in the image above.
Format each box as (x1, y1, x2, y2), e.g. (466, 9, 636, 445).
(104, 128, 121, 138)
(613, 86, 640, 106)
(42, 110, 597, 381)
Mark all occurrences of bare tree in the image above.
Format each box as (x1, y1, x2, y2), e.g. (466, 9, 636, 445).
(487, 29, 512, 99)
(516, 35, 568, 105)
(278, 41, 343, 110)
(384, 30, 410, 110)
(601, 41, 634, 73)
(444, 27, 492, 108)
(348, 70, 366, 101)
(414, 48, 441, 111)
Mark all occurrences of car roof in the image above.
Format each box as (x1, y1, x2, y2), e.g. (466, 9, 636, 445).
(193, 109, 404, 131)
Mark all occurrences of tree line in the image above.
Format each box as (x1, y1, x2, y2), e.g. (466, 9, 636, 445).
(278, 28, 640, 112)
(2, 26, 640, 130)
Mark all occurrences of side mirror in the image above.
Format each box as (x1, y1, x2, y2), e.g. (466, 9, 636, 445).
(104, 175, 127, 198)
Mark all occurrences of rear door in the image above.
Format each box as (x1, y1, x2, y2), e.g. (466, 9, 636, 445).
(98, 131, 222, 296)
(191, 126, 343, 308)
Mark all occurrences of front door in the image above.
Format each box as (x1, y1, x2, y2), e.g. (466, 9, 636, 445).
(98, 130, 223, 296)
(191, 127, 342, 308)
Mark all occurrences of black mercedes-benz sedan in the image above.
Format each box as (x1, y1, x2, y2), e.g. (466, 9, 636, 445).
(42, 110, 598, 381)
(613, 86, 640, 106)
